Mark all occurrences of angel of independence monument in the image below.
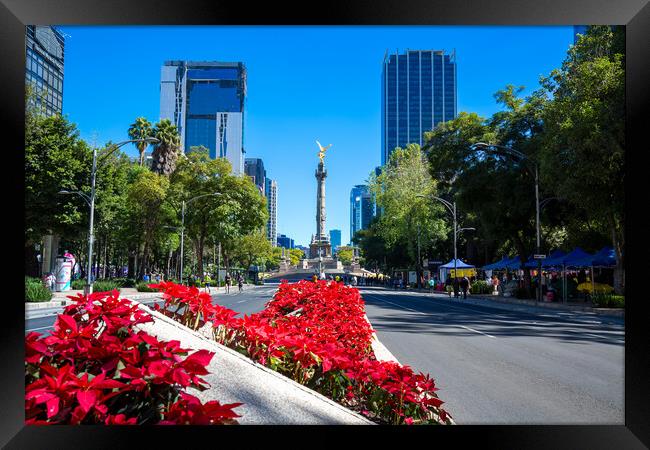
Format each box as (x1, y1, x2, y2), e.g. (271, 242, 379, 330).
(302, 141, 343, 274)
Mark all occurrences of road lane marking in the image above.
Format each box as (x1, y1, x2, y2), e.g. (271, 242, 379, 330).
(363, 293, 497, 339)
(459, 325, 497, 339)
(26, 326, 54, 332)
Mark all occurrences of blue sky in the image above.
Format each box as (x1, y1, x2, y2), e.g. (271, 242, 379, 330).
(58, 25, 574, 246)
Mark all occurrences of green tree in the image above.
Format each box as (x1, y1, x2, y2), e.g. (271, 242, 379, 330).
(126, 171, 170, 278)
(169, 149, 268, 278)
(151, 119, 181, 176)
(288, 248, 305, 266)
(370, 144, 447, 280)
(25, 109, 93, 275)
(233, 229, 273, 271)
(128, 117, 154, 166)
(540, 25, 625, 293)
(336, 246, 355, 266)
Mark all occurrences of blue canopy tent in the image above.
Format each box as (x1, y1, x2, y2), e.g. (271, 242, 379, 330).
(563, 246, 617, 295)
(524, 249, 566, 268)
(540, 247, 593, 302)
(439, 259, 475, 281)
(482, 256, 511, 270)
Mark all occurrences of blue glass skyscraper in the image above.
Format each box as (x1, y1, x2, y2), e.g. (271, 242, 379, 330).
(350, 185, 374, 243)
(381, 49, 457, 165)
(329, 229, 341, 254)
(160, 61, 246, 175)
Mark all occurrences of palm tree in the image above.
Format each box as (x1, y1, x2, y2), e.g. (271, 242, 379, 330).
(127, 117, 153, 166)
(151, 119, 181, 176)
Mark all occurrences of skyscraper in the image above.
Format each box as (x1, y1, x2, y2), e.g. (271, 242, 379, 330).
(245, 158, 266, 195)
(350, 185, 374, 243)
(25, 26, 65, 117)
(277, 234, 294, 250)
(160, 61, 246, 175)
(329, 229, 342, 254)
(381, 49, 457, 165)
(265, 178, 278, 247)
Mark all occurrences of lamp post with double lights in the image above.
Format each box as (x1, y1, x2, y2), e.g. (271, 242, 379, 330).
(179, 192, 223, 285)
(416, 194, 475, 291)
(59, 137, 159, 294)
(470, 142, 542, 303)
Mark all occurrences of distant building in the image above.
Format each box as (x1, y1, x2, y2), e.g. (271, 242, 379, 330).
(329, 229, 342, 254)
(381, 49, 457, 165)
(277, 234, 294, 250)
(25, 26, 65, 117)
(350, 185, 375, 243)
(265, 178, 277, 247)
(160, 60, 246, 175)
(245, 158, 266, 195)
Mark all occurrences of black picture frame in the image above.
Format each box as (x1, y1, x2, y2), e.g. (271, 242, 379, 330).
(4, 0, 648, 447)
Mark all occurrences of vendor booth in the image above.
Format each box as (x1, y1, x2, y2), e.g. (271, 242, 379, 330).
(439, 259, 476, 281)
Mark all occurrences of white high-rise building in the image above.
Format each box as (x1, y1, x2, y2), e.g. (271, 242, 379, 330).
(265, 178, 278, 247)
(160, 60, 246, 175)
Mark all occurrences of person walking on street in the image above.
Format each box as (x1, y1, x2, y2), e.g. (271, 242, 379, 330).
(238, 276, 243, 293)
(453, 277, 460, 298)
(225, 273, 231, 294)
(460, 276, 470, 299)
(204, 273, 212, 294)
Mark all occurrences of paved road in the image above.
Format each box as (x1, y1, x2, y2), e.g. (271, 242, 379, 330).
(358, 286, 624, 425)
(25, 284, 279, 334)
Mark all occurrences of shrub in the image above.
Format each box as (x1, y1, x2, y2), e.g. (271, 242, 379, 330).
(25, 290, 242, 425)
(591, 293, 624, 308)
(25, 277, 52, 302)
(150, 280, 452, 425)
(470, 280, 492, 295)
(136, 281, 157, 292)
(113, 278, 136, 288)
(71, 279, 86, 290)
(91, 280, 120, 293)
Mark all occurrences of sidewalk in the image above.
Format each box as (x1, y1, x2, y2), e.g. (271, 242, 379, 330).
(371, 286, 624, 319)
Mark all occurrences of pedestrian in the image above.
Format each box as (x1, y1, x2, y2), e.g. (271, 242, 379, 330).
(225, 273, 231, 293)
(204, 273, 212, 294)
(460, 276, 470, 299)
(238, 276, 243, 293)
(492, 275, 500, 295)
(428, 277, 435, 293)
(453, 277, 460, 298)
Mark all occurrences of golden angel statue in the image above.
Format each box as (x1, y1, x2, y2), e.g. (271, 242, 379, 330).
(316, 141, 332, 162)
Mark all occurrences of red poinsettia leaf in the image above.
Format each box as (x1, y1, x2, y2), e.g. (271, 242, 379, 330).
(76, 390, 97, 413)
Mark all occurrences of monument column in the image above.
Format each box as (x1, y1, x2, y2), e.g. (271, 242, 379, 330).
(315, 160, 327, 239)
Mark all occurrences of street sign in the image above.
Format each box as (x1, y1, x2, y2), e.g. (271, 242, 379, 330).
(429, 260, 443, 265)
(533, 254, 547, 259)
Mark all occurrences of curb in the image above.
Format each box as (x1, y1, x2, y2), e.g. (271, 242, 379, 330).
(25, 292, 162, 310)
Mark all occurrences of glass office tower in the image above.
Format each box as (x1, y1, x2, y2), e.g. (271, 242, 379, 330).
(160, 61, 246, 175)
(25, 26, 65, 117)
(350, 185, 374, 243)
(381, 49, 457, 165)
(265, 178, 278, 247)
(329, 229, 342, 254)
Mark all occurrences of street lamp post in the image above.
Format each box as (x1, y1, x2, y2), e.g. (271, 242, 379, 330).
(416, 195, 475, 295)
(59, 137, 158, 295)
(470, 142, 542, 303)
(179, 192, 223, 285)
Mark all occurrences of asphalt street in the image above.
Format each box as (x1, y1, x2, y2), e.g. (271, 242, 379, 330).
(24, 283, 624, 425)
(358, 286, 624, 425)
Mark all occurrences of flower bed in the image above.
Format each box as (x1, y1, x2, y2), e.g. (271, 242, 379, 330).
(150, 280, 452, 425)
(25, 290, 242, 425)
